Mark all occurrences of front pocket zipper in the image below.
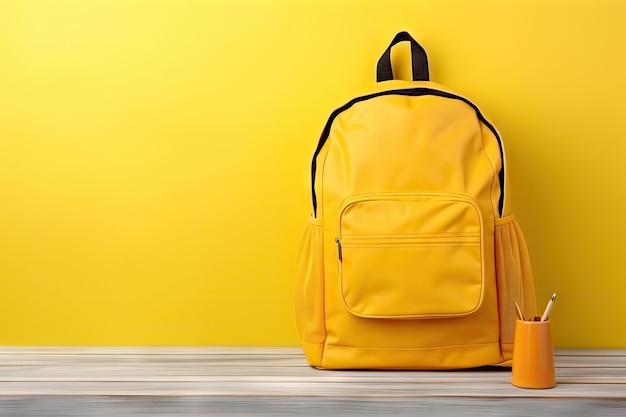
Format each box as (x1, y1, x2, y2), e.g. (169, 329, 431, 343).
(337, 192, 485, 319)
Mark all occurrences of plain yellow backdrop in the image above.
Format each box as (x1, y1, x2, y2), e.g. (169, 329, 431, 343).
(0, 0, 624, 347)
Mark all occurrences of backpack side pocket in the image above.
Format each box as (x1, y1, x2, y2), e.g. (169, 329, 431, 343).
(495, 214, 537, 362)
(295, 215, 326, 366)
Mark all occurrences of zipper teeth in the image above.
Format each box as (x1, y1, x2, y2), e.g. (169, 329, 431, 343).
(340, 191, 476, 209)
(341, 238, 479, 242)
(340, 244, 480, 250)
(337, 192, 481, 242)
(341, 241, 480, 247)
(311, 87, 505, 218)
(341, 233, 479, 239)
(341, 235, 480, 245)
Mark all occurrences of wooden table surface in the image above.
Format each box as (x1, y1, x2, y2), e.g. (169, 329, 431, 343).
(0, 347, 624, 416)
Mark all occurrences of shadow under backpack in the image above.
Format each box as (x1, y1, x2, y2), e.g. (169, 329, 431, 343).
(295, 32, 537, 369)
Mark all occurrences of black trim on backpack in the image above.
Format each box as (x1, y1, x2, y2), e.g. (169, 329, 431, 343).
(311, 88, 505, 218)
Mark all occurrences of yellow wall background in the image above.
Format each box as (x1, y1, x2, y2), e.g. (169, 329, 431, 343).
(0, 0, 624, 347)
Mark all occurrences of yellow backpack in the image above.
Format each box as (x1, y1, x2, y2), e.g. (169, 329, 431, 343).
(295, 32, 536, 369)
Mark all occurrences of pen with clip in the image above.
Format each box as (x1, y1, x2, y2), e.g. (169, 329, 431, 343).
(541, 293, 557, 322)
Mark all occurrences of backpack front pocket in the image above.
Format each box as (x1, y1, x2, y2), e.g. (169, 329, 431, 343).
(337, 193, 485, 319)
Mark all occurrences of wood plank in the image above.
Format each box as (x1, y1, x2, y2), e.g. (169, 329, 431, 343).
(0, 396, 624, 417)
(1, 356, 624, 369)
(0, 355, 307, 368)
(0, 376, 622, 385)
(0, 381, 624, 398)
(0, 347, 621, 357)
(1, 354, 624, 367)
(555, 356, 626, 368)
(0, 347, 304, 356)
(0, 366, 624, 384)
(553, 349, 626, 357)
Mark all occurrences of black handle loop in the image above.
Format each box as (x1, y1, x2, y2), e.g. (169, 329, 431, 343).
(376, 31, 429, 82)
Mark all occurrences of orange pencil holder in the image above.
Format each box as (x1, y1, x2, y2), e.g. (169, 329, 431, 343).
(511, 319, 556, 389)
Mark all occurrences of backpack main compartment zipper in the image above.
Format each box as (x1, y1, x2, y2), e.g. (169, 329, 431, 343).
(310, 87, 505, 218)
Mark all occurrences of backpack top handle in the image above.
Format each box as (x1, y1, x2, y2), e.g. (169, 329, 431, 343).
(376, 31, 430, 82)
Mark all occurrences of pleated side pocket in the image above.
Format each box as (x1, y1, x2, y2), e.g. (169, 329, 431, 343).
(294, 215, 326, 366)
(495, 214, 537, 361)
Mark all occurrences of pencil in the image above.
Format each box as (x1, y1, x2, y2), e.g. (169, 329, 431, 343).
(514, 301, 525, 321)
(541, 293, 557, 322)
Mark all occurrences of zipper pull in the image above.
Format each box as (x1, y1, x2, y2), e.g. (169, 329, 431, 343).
(335, 237, 342, 261)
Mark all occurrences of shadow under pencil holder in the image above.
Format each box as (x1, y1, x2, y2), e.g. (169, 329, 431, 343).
(511, 319, 556, 389)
